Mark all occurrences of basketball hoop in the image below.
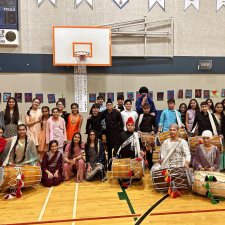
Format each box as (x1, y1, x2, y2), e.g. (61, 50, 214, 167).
(74, 51, 90, 74)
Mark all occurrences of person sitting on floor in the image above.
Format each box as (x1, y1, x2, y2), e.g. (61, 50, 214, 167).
(41, 140, 63, 187)
(85, 130, 107, 182)
(193, 130, 220, 172)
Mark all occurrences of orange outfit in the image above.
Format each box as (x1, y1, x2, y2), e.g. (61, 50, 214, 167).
(66, 114, 81, 141)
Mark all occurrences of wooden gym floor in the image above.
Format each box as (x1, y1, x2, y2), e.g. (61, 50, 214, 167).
(1, 150, 225, 225)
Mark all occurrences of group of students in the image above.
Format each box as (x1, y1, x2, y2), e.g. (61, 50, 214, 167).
(0, 85, 224, 189)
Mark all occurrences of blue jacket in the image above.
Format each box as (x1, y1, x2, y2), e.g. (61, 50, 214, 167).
(135, 96, 157, 115)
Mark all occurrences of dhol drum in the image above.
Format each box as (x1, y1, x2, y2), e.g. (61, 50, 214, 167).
(151, 167, 192, 192)
(193, 171, 225, 198)
(188, 136, 223, 156)
(0, 165, 42, 189)
(157, 128, 187, 145)
(112, 158, 145, 179)
(140, 133, 156, 152)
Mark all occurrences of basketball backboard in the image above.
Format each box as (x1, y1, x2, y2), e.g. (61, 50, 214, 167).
(53, 26, 111, 66)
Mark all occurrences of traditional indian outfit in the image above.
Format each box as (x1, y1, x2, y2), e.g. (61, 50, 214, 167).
(26, 109, 42, 146)
(186, 109, 195, 131)
(38, 119, 48, 160)
(193, 145, 220, 172)
(66, 114, 82, 141)
(160, 138, 191, 169)
(4, 111, 22, 139)
(85, 139, 107, 182)
(46, 117, 67, 154)
(63, 142, 85, 182)
(41, 150, 62, 187)
(0, 136, 38, 166)
(0, 137, 7, 153)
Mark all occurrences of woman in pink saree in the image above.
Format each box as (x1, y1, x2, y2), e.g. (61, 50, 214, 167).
(63, 133, 85, 182)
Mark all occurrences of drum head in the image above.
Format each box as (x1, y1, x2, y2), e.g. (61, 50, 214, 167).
(0, 167, 4, 188)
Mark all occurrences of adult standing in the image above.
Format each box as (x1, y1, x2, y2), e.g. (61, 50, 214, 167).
(135, 86, 157, 116)
(3, 97, 22, 139)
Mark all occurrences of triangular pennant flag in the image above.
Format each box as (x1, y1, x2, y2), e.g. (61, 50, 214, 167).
(184, 0, 200, 12)
(37, 0, 57, 7)
(148, 0, 165, 11)
(112, 0, 129, 9)
(216, 0, 225, 12)
(16, 174, 21, 180)
(75, 0, 94, 9)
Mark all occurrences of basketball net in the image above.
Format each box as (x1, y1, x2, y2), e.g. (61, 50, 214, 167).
(74, 51, 89, 113)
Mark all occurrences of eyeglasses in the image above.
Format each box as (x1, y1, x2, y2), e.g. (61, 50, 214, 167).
(90, 134, 95, 136)
(57, 104, 63, 106)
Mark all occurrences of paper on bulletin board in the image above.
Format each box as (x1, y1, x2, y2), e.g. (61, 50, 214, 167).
(74, 72, 87, 113)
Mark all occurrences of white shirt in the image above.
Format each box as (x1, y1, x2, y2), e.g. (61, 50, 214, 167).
(121, 109, 138, 131)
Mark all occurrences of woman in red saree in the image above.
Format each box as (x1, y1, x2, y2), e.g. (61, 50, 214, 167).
(41, 140, 62, 187)
(63, 133, 85, 182)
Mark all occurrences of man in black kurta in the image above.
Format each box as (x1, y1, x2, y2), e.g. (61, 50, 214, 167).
(101, 98, 124, 170)
(135, 102, 158, 169)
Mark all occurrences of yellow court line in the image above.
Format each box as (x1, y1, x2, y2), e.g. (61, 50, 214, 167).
(72, 182, 79, 225)
(37, 186, 53, 222)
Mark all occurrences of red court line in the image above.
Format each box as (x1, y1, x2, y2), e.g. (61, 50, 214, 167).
(3, 208, 225, 225)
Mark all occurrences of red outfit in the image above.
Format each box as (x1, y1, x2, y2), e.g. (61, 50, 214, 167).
(41, 150, 62, 187)
(0, 138, 7, 153)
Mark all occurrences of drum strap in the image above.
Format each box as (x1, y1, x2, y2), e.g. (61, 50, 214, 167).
(138, 114, 144, 130)
(3, 136, 17, 166)
(175, 110, 182, 127)
(161, 139, 181, 168)
(116, 132, 141, 158)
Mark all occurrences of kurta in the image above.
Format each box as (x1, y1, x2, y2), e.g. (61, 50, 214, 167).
(113, 131, 145, 159)
(158, 109, 182, 132)
(85, 113, 102, 139)
(38, 119, 48, 152)
(193, 145, 220, 172)
(63, 142, 86, 182)
(41, 150, 62, 187)
(0, 136, 38, 166)
(135, 113, 158, 133)
(66, 114, 82, 141)
(85, 139, 107, 181)
(160, 138, 191, 169)
(0, 138, 7, 153)
(135, 96, 157, 115)
(26, 109, 42, 146)
(46, 117, 67, 154)
(187, 109, 195, 131)
(5, 111, 22, 139)
(121, 109, 138, 131)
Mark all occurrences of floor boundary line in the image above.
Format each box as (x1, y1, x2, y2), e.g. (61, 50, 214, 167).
(37, 186, 53, 222)
(72, 182, 79, 225)
(3, 208, 225, 225)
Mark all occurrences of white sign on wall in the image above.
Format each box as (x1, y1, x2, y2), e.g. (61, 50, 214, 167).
(112, 0, 129, 9)
(184, 0, 200, 12)
(148, 0, 165, 11)
(75, 0, 94, 9)
(37, 0, 57, 7)
(74, 72, 87, 113)
(216, 0, 225, 12)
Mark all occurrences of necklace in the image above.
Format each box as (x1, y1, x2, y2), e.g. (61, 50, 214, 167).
(18, 139, 26, 148)
(70, 114, 79, 126)
(52, 117, 58, 122)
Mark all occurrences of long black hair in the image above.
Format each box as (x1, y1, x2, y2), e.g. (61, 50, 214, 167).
(41, 106, 50, 129)
(13, 124, 28, 164)
(4, 97, 20, 125)
(178, 103, 187, 114)
(48, 140, 58, 152)
(206, 98, 214, 111)
(0, 126, 4, 134)
(86, 130, 98, 157)
(187, 99, 200, 113)
(70, 132, 82, 156)
(221, 99, 225, 111)
(27, 98, 41, 116)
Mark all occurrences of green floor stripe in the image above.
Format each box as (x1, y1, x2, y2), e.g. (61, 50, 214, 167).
(117, 179, 137, 221)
